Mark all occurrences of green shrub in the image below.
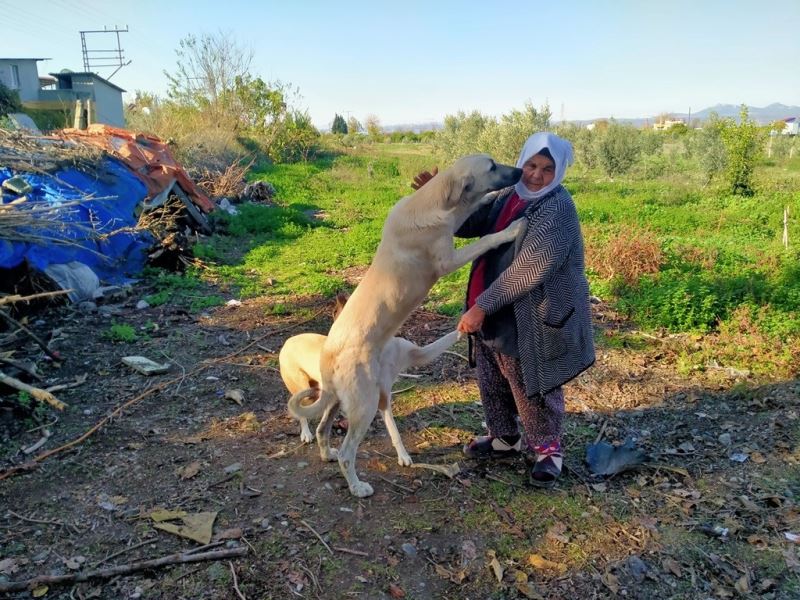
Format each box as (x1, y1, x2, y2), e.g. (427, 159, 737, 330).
(595, 121, 641, 177)
(0, 82, 21, 116)
(718, 106, 763, 196)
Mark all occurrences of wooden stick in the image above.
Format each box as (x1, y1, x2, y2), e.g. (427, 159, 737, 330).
(333, 546, 369, 557)
(0, 309, 62, 361)
(299, 519, 332, 555)
(0, 290, 72, 306)
(0, 357, 43, 381)
(229, 561, 247, 600)
(0, 371, 67, 410)
(91, 539, 152, 568)
(0, 547, 248, 593)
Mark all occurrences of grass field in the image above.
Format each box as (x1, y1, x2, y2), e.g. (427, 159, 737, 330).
(197, 142, 800, 379)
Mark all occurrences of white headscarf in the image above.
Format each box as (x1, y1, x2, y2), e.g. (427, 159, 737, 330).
(513, 132, 574, 201)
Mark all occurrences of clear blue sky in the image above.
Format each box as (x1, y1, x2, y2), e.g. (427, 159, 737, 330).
(3, 0, 798, 128)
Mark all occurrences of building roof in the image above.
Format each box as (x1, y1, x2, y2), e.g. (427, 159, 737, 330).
(0, 57, 50, 61)
(49, 71, 126, 93)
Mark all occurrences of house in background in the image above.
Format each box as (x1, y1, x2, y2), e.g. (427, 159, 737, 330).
(0, 57, 125, 128)
(782, 117, 799, 135)
(0, 57, 47, 102)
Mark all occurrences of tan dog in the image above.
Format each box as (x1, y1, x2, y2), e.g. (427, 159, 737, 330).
(289, 154, 523, 497)
(280, 326, 459, 463)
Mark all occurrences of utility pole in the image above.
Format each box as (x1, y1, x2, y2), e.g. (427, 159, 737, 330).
(79, 25, 131, 80)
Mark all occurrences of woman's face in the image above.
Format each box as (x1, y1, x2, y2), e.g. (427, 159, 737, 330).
(521, 153, 556, 191)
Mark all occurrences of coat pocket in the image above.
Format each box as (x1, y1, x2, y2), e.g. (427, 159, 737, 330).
(541, 307, 577, 361)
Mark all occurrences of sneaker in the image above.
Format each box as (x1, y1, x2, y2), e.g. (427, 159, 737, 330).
(463, 435, 522, 459)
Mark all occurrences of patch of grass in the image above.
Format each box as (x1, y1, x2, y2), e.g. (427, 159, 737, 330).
(104, 322, 137, 343)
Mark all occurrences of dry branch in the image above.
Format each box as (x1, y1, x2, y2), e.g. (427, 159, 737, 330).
(0, 371, 67, 410)
(0, 547, 248, 593)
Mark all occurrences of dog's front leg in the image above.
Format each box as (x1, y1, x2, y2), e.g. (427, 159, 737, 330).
(439, 217, 526, 275)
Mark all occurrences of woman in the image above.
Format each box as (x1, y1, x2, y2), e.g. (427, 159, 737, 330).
(414, 132, 594, 486)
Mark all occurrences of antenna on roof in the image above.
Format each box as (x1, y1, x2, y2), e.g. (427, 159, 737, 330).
(79, 25, 131, 80)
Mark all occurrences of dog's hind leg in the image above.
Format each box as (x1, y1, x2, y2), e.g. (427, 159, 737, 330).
(382, 403, 412, 466)
(337, 376, 380, 498)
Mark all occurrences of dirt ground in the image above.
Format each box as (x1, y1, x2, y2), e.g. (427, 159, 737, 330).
(1, 280, 798, 599)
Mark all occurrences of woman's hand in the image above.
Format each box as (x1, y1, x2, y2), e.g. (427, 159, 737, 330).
(457, 305, 486, 334)
(411, 166, 439, 190)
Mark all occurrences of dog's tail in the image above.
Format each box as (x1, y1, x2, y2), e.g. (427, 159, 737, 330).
(288, 386, 335, 420)
(408, 330, 460, 367)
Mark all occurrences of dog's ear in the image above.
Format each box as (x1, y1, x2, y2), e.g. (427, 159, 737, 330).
(445, 172, 474, 207)
(333, 292, 349, 321)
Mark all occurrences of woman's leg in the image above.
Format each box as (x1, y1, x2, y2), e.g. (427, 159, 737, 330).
(474, 339, 519, 438)
(494, 353, 565, 449)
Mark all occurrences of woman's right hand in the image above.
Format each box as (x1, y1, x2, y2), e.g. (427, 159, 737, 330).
(411, 166, 439, 190)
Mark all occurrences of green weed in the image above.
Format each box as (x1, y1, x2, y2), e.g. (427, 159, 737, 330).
(105, 322, 138, 343)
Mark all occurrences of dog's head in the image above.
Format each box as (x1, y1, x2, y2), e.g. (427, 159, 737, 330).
(441, 154, 521, 212)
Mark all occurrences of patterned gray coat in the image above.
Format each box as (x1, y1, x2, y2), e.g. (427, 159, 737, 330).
(458, 185, 595, 397)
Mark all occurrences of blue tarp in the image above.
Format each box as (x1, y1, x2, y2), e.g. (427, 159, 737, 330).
(0, 157, 154, 284)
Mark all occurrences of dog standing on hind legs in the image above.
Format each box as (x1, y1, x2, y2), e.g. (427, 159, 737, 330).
(288, 155, 524, 497)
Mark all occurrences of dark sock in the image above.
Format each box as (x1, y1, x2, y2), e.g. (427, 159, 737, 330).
(499, 434, 520, 446)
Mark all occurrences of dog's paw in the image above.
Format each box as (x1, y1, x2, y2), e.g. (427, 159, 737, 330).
(349, 480, 374, 498)
(321, 448, 338, 462)
(300, 430, 314, 444)
(506, 216, 527, 238)
(396, 452, 413, 467)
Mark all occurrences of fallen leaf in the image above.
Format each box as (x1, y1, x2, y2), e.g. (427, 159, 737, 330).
(746, 534, 768, 549)
(225, 389, 245, 405)
(516, 581, 545, 599)
(662, 557, 682, 577)
(388, 583, 406, 598)
(0, 558, 22, 575)
(32, 586, 48, 598)
(751, 452, 766, 464)
(153, 511, 218, 544)
(410, 462, 460, 478)
(545, 522, 570, 544)
(366, 457, 388, 472)
(149, 509, 188, 522)
(527, 553, 567, 574)
(602, 571, 619, 594)
(64, 556, 86, 570)
(179, 461, 202, 480)
(734, 575, 750, 594)
(434, 564, 452, 580)
(216, 527, 243, 540)
(489, 555, 504, 583)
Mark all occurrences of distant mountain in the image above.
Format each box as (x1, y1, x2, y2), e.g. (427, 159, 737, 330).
(374, 103, 800, 133)
(673, 103, 800, 124)
(565, 103, 800, 127)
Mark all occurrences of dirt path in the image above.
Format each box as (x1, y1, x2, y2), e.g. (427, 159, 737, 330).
(1, 287, 798, 599)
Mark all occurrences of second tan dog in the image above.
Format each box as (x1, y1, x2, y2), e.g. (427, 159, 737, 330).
(289, 154, 523, 497)
(280, 326, 459, 464)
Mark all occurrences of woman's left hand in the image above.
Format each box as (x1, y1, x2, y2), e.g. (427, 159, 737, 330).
(458, 305, 486, 334)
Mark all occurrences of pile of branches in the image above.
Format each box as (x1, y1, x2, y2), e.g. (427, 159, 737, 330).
(190, 155, 254, 199)
(0, 128, 103, 174)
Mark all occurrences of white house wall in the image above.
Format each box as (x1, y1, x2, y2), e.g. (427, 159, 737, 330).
(0, 59, 41, 102)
